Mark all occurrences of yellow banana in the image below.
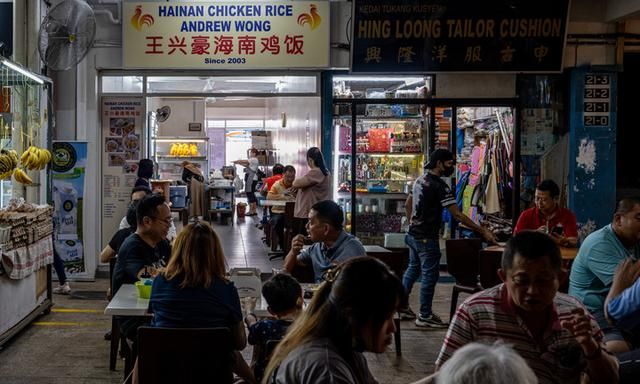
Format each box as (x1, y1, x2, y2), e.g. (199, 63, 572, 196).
(14, 168, 32, 184)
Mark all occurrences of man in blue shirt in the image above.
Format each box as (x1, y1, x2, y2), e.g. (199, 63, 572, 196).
(284, 200, 365, 283)
(569, 197, 640, 353)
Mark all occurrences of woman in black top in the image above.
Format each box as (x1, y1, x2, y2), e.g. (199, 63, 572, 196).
(135, 159, 154, 189)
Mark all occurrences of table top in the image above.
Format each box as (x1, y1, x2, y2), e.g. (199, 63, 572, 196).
(104, 284, 150, 317)
(259, 199, 291, 207)
(482, 245, 578, 260)
(364, 245, 391, 253)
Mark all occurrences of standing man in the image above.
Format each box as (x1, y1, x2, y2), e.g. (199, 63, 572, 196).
(400, 149, 495, 328)
(514, 179, 578, 247)
(569, 197, 640, 353)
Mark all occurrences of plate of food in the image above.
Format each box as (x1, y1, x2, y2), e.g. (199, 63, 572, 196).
(123, 134, 139, 151)
(105, 139, 120, 152)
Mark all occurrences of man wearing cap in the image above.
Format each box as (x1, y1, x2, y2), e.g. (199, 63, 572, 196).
(400, 149, 496, 328)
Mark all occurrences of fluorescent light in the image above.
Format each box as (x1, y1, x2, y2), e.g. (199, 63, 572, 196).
(1, 60, 44, 84)
(225, 79, 280, 83)
(366, 153, 421, 157)
(154, 138, 207, 142)
(333, 76, 424, 83)
(223, 98, 248, 101)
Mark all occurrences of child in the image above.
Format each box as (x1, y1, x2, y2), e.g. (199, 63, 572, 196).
(244, 273, 302, 383)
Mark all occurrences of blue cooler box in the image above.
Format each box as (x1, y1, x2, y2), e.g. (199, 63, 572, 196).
(170, 185, 188, 208)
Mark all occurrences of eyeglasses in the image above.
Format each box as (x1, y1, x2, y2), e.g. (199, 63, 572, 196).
(150, 216, 172, 225)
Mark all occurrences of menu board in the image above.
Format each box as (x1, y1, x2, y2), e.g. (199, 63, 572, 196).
(101, 97, 144, 251)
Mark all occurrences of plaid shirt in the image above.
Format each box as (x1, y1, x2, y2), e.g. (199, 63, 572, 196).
(436, 284, 604, 384)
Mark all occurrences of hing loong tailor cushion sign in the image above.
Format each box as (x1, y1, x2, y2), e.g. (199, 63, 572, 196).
(351, 0, 570, 73)
(123, 1, 329, 69)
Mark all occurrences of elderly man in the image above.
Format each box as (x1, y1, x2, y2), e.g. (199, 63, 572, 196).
(437, 231, 619, 384)
(283, 200, 365, 283)
(514, 179, 578, 247)
(569, 197, 640, 352)
(267, 165, 296, 251)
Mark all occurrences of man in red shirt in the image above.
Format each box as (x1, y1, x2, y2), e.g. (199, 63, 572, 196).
(514, 179, 578, 247)
(260, 163, 284, 196)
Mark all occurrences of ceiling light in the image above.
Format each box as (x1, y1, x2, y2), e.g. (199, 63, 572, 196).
(225, 79, 280, 83)
(332, 76, 424, 83)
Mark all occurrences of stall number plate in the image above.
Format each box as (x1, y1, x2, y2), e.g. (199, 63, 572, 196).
(583, 73, 611, 127)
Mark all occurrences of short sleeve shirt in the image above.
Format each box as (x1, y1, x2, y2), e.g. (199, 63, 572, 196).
(408, 173, 456, 239)
(294, 168, 332, 219)
(248, 319, 292, 382)
(569, 224, 640, 312)
(298, 231, 366, 283)
(514, 206, 578, 237)
(268, 179, 292, 214)
(608, 277, 640, 331)
(272, 338, 378, 384)
(149, 275, 242, 329)
(108, 228, 134, 254)
(111, 233, 163, 295)
(436, 284, 604, 384)
(249, 157, 260, 180)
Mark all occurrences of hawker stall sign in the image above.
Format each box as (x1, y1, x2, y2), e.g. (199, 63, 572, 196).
(123, 1, 329, 69)
(351, 0, 570, 73)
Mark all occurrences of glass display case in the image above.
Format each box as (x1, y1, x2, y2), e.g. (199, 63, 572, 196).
(151, 137, 209, 181)
(332, 75, 431, 245)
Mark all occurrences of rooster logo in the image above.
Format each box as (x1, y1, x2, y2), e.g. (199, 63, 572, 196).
(297, 4, 321, 31)
(131, 5, 154, 31)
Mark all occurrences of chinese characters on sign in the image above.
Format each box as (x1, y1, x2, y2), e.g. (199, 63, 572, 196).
(351, 0, 569, 72)
(124, 2, 329, 69)
(583, 74, 611, 127)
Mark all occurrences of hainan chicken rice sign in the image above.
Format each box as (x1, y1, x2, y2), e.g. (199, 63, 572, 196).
(123, 1, 329, 69)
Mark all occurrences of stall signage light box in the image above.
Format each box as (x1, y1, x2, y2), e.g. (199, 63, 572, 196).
(123, 1, 329, 69)
(351, 0, 570, 73)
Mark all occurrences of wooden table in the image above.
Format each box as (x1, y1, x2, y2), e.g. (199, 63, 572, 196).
(482, 245, 578, 261)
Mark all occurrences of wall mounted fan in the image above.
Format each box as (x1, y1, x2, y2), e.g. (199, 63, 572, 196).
(157, 106, 171, 122)
(38, 0, 96, 71)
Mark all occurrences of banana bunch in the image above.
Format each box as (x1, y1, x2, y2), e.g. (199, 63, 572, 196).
(13, 168, 32, 184)
(20, 146, 52, 170)
(0, 149, 19, 179)
(169, 143, 199, 157)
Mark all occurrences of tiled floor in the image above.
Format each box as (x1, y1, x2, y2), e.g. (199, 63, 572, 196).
(0, 214, 454, 383)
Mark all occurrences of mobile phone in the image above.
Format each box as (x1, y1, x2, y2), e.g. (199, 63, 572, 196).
(551, 226, 564, 236)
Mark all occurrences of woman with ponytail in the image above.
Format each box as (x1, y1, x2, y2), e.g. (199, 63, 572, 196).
(291, 147, 332, 236)
(263, 257, 402, 384)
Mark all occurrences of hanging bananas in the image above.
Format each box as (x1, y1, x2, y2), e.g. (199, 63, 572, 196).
(20, 146, 52, 170)
(0, 149, 19, 179)
(13, 168, 33, 185)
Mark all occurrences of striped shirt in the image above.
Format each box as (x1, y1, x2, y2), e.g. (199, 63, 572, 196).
(436, 284, 603, 384)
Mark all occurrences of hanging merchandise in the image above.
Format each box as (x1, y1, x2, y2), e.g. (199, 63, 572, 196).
(459, 107, 515, 224)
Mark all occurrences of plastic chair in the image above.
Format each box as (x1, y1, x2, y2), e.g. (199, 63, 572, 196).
(479, 247, 503, 289)
(137, 327, 234, 384)
(445, 239, 483, 320)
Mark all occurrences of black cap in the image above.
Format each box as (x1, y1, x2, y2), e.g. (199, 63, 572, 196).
(425, 149, 454, 169)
